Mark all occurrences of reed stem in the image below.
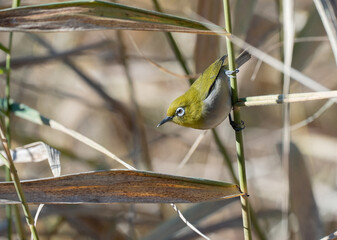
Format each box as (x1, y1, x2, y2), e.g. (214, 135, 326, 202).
(223, 1, 252, 239)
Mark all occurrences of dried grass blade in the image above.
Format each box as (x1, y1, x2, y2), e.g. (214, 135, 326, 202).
(0, 141, 61, 177)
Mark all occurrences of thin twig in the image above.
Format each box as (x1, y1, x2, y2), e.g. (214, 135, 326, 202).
(127, 32, 199, 80)
(178, 131, 207, 169)
(170, 203, 210, 240)
(290, 99, 334, 131)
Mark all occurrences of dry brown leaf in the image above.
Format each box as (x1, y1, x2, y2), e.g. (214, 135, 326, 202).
(0, 1, 228, 35)
(0, 170, 243, 204)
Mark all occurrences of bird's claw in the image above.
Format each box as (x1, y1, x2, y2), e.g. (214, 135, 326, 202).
(229, 114, 245, 131)
(225, 69, 239, 78)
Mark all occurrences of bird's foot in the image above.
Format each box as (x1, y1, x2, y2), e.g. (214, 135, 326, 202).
(229, 114, 245, 131)
(225, 69, 239, 78)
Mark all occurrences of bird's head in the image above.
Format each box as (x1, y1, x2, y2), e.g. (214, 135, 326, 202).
(157, 88, 204, 129)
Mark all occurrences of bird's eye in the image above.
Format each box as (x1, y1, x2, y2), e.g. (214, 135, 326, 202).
(176, 107, 185, 117)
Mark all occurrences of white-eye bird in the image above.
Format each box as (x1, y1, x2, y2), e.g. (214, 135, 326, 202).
(157, 51, 251, 129)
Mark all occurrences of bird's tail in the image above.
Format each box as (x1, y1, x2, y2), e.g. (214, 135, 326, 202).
(235, 50, 251, 68)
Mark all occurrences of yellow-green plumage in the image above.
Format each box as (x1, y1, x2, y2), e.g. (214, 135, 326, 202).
(158, 52, 250, 129)
(166, 87, 204, 128)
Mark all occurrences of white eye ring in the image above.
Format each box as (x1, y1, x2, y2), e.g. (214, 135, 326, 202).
(176, 107, 185, 117)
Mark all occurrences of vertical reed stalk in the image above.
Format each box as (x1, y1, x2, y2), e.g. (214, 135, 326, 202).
(4, 1, 28, 239)
(223, 1, 252, 239)
(0, 124, 39, 240)
(280, 0, 294, 237)
(4, 30, 13, 240)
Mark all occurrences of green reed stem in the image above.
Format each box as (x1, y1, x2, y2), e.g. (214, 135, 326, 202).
(4, 1, 27, 239)
(4, 29, 15, 240)
(0, 124, 39, 240)
(223, 1, 252, 239)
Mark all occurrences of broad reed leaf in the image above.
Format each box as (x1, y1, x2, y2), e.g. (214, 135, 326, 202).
(0, 170, 243, 204)
(0, 0, 227, 35)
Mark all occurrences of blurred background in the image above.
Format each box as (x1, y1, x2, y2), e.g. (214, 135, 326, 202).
(0, 0, 336, 239)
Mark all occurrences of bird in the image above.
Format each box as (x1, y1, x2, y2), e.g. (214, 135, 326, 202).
(157, 51, 251, 130)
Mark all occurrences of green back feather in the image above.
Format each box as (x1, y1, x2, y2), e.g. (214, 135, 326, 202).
(191, 55, 227, 100)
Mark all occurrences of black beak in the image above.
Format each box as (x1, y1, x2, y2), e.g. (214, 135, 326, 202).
(157, 116, 173, 127)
